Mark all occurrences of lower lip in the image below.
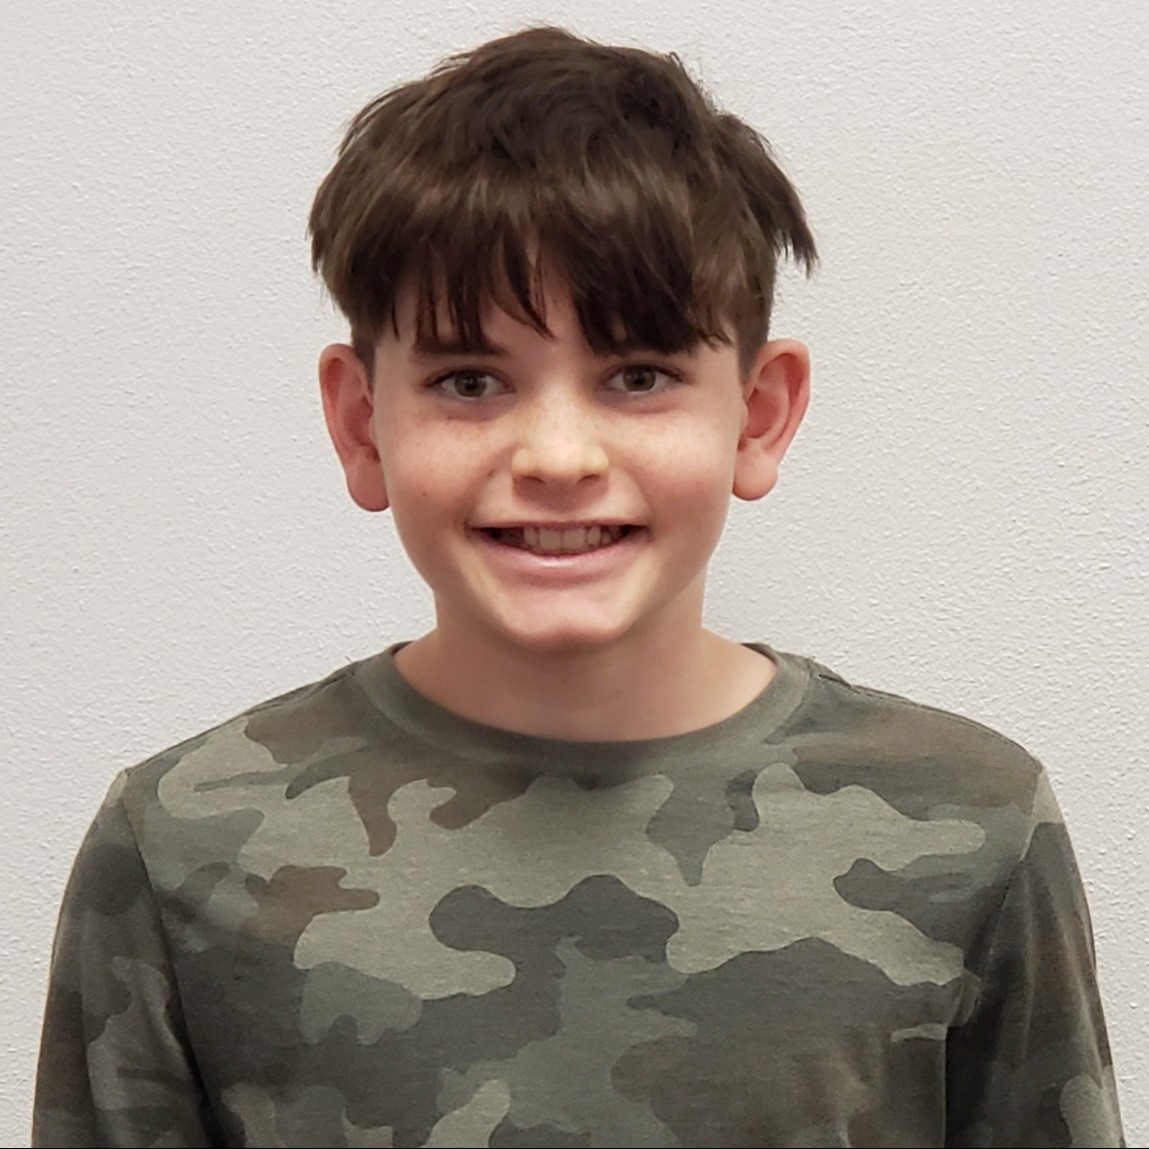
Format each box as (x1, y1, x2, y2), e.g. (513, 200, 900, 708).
(473, 529, 644, 580)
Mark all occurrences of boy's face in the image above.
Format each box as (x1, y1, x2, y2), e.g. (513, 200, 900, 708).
(320, 280, 808, 659)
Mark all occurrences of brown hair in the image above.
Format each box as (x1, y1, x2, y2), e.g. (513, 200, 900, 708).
(309, 26, 816, 374)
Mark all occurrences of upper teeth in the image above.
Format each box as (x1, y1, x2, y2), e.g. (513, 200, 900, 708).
(518, 524, 626, 553)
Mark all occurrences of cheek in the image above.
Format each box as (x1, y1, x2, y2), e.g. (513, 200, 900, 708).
(646, 423, 740, 499)
(381, 438, 462, 502)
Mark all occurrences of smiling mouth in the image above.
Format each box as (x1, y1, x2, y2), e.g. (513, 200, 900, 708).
(483, 524, 637, 555)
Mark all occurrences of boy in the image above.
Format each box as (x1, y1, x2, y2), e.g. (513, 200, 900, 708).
(34, 25, 1123, 1148)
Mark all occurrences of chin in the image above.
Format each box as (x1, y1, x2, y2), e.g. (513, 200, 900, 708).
(497, 618, 640, 658)
(505, 632, 618, 658)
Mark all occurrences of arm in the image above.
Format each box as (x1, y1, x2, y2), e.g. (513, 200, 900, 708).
(945, 774, 1124, 1148)
(34, 777, 221, 1148)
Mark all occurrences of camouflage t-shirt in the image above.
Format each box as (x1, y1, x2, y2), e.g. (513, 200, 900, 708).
(35, 646, 1124, 1148)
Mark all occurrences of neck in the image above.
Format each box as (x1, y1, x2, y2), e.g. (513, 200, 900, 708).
(393, 624, 775, 741)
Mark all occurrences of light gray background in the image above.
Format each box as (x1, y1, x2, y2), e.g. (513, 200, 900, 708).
(3, 1, 1146, 1142)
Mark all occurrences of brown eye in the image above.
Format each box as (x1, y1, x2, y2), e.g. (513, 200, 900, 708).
(435, 370, 504, 399)
(607, 364, 679, 394)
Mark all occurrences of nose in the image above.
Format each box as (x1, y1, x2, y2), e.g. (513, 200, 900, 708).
(509, 390, 609, 487)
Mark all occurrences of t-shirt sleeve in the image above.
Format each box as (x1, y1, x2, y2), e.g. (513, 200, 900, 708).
(944, 772, 1125, 1148)
(33, 776, 219, 1148)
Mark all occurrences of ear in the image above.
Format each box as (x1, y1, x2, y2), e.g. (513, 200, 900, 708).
(733, 338, 810, 501)
(318, 343, 389, 512)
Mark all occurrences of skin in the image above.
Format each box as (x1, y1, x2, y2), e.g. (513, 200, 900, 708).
(320, 279, 809, 740)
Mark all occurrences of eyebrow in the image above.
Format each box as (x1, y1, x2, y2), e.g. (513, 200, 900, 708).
(410, 334, 511, 360)
(407, 332, 702, 362)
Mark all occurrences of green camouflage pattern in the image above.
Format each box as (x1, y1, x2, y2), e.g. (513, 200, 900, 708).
(34, 646, 1124, 1147)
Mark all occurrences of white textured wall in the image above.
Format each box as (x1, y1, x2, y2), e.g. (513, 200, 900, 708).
(3, 1, 1146, 1141)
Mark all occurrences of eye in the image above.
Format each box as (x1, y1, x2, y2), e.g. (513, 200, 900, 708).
(605, 364, 681, 394)
(432, 370, 506, 399)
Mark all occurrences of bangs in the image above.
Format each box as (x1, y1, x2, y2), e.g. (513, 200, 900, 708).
(311, 28, 815, 371)
(392, 152, 749, 360)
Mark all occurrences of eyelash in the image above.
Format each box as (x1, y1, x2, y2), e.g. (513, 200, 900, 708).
(428, 363, 683, 399)
(429, 370, 504, 400)
(606, 364, 683, 394)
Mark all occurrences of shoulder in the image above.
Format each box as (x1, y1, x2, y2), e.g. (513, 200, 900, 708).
(118, 659, 354, 785)
(774, 649, 1052, 826)
(781, 657, 1052, 808)
(105, 653, 398, 871)
(767, 651, 1092, 996)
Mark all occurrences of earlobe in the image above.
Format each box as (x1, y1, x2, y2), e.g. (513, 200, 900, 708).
(318, 343, 389, 512)
(733, 338, 810, 501)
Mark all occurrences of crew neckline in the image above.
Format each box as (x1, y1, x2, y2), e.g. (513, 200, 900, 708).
(352, 643, 813, 779)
